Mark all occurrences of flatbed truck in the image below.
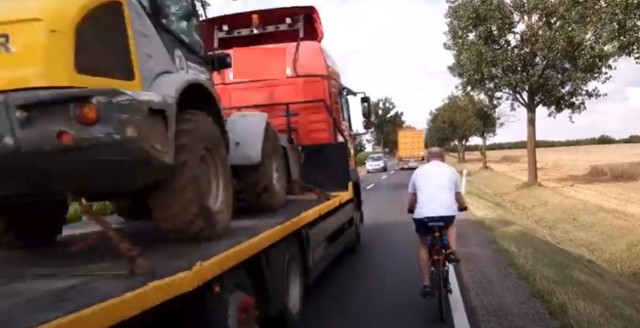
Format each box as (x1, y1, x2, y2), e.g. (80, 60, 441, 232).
(1, 188, 360, 328)
(0, 1, 369, 327)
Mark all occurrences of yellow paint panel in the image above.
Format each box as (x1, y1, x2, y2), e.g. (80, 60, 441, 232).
(0, 0, 142, 91)
(42, 190, 353, 328)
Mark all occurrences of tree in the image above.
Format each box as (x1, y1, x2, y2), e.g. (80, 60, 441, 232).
(425, 109, 454, 149)
(354, 133, 367, 154)
(426, 93, 482, 162)
(369, 97, 406, 154)
(469, 92, 514, 168)
(444, 0, 618, 184)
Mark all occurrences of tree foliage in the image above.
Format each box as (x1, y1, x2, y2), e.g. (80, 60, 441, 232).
(426, 93, 488, 162)
(369, 97, 406, 153)
(444, 0, 621, 183)
(354, 134, 367, 154)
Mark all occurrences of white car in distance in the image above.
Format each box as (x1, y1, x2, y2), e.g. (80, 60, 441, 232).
(365, 154, 388, 173)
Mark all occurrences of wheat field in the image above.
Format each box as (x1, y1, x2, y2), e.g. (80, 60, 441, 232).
(464, 143, 640, 217)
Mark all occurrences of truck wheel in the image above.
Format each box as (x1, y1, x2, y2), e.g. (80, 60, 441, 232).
(347, 210, 363, 253)
(0, 201, 68, 249)
(279, 241, 305, 327)
(235, 124, 287, 211)
(205, 269, 261, 328)
(148, 110, 234, 241)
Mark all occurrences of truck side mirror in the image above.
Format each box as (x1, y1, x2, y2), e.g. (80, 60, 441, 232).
(361, 96, 372, 120)
(207, 52, 232, 71)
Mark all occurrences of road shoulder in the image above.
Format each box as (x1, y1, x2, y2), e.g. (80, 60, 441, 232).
(455, 213, 559, 328)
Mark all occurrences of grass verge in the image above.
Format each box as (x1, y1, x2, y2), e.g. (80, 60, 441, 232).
(462, 167, 640, 328)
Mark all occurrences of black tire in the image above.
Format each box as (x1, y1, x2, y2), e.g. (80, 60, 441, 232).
(0, 201, 68, 249)
(347, 210, 363, 253)
(279, 241, 305, 327)
(434, 262, 448, 323)
(148, 110, 234, 241)
(234, 124, 287, 211)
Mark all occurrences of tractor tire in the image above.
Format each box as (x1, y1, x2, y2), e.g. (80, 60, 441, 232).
(235, 124, 287, 211)
(0, 201, 68, 249)
(148, 110, 234, 241)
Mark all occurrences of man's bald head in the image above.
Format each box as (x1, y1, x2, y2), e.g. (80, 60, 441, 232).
(426, 147, 445, 162)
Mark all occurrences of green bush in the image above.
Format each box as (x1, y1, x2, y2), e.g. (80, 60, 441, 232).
(65, 201, 114, 224)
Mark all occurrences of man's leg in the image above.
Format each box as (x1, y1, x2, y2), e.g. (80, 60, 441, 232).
(447, 224, 457, 251)
(445, 216, 460, 262)
(417, 235, 430, 285)
(417, 235, 434, 298)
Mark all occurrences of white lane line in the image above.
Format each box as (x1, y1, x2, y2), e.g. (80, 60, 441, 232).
(390, 170, 395, 174)
(366, 183, 375, 189)
(381, 175, 388, 180)
(450, 267, 471, 328)
(450, 167, 471, 328)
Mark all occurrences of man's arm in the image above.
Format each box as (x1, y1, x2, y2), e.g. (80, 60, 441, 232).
(407, 172, 417, 213)
(453, 169, 467, 209)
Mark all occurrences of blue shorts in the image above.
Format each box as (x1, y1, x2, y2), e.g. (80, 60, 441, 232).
(412, 216, 456, 236)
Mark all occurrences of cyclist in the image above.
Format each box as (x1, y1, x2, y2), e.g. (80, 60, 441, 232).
(407, 147, 467, 298)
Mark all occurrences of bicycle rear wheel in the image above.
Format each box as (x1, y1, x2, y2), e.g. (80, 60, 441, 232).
(434, 262, 448, 323)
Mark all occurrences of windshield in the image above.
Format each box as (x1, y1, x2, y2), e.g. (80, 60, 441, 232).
(368, 155, 384, 162)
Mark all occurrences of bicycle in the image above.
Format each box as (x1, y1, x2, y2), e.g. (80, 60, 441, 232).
(422, 206, 467, 323)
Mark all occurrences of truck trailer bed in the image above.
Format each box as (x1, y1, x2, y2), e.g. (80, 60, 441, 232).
(0, 192, 352, 328)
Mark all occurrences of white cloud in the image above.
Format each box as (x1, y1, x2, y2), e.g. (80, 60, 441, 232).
(207, 1, 639, 143)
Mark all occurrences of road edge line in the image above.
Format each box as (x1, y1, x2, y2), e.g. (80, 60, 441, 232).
(450, 167, 471, 328)
(450, 267, 471, 328)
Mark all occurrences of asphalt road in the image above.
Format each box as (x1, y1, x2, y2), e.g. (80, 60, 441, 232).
(300, 164, 467, 328)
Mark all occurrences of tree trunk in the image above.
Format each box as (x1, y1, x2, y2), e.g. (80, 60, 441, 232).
(456, 140, 462, 163)
(461, 141, 467, 162)
(481, 134, 488, 169)
(526, 105, 538, 184)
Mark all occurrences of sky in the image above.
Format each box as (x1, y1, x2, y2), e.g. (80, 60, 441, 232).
(208, 0, 640, 144)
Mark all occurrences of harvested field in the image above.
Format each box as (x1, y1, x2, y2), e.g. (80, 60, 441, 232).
(464, 144, 640, 217)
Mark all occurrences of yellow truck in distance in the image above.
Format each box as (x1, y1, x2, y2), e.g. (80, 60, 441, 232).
(396, 128, 426, 170)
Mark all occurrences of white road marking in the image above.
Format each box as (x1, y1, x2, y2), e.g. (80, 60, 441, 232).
(366, 183, 375, 189)
(450, 267, 471, 328)
(450, 167, 471, 327)
(381, 175, 388, 180)
(390, 170, 395, 174)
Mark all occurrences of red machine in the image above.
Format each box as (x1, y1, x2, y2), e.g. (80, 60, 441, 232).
(201, 6, 372, 193)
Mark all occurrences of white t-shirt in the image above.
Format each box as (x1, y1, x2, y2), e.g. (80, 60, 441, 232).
(407, 160, 461, 218)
